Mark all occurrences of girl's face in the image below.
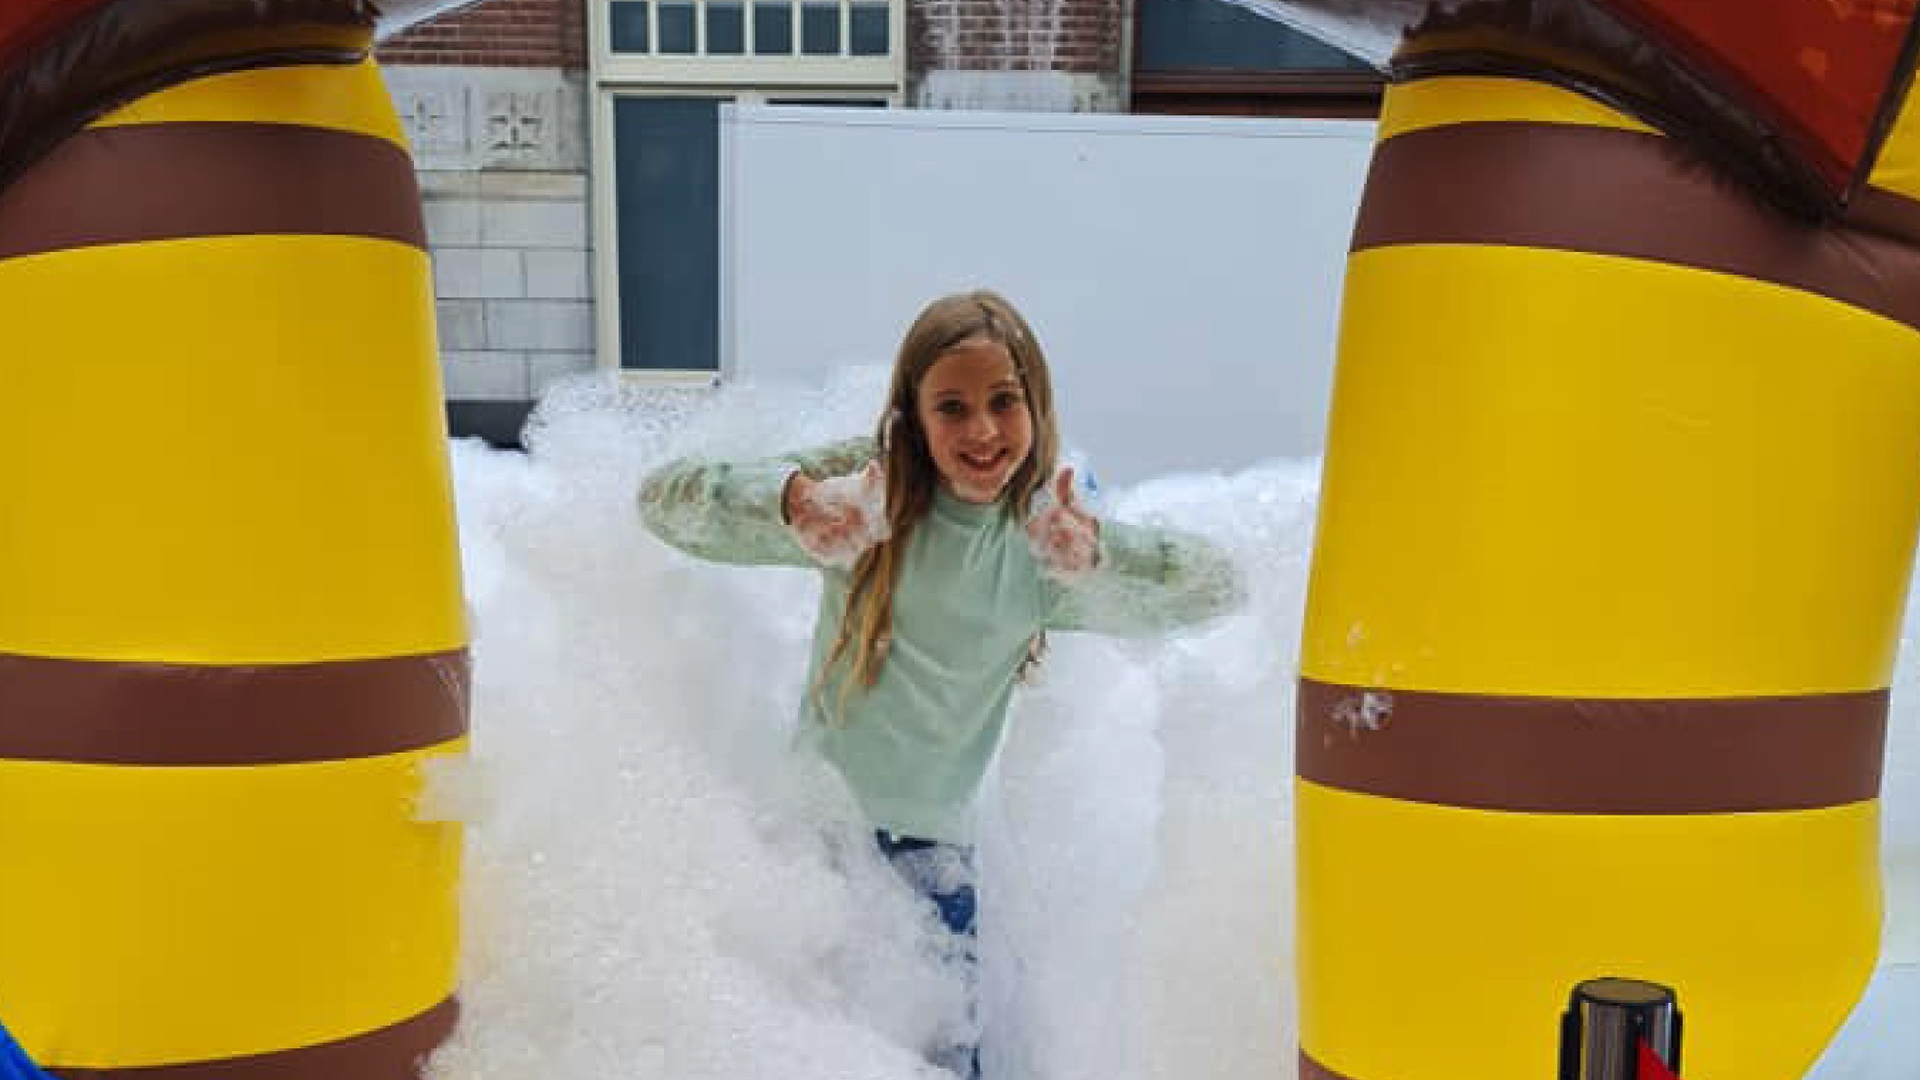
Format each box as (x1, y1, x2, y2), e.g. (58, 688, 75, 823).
(915, 335, 1034, 504)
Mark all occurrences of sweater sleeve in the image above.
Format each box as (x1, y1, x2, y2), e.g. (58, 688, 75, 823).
(636, 436, 878, 567)
(1045, 518, 1247, 636)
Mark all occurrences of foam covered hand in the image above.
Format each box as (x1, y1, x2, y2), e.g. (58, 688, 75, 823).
(786, 461, 890, 568)
(1026, 466, 1101, 581)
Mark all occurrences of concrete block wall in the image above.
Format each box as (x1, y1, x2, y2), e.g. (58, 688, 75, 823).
(379, 8, 595, 442)
(421, 170, 595, 405)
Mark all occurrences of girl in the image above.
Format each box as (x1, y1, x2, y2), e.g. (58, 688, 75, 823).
(637, 289, 1244, 1077)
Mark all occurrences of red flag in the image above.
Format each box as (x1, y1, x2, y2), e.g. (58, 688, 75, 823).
(1639, 1038, 1682, 1080)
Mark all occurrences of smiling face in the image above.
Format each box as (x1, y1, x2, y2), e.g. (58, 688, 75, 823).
(915, 335, 1035, 504)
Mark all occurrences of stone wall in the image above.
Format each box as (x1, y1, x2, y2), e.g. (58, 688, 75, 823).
(379, 64, 593, 443)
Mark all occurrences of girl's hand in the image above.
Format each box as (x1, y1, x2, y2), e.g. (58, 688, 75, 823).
(1026, 467, 1101, 580)
(785, 461, 890, 568)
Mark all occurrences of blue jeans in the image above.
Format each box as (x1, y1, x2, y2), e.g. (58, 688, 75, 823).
(875, 831, 979, 1079)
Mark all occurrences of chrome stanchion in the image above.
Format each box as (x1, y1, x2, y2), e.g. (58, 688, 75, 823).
(1559, 978, 1682, 1080)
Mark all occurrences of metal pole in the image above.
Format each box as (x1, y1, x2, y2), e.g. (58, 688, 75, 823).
(1559, 978, 1683, 1080)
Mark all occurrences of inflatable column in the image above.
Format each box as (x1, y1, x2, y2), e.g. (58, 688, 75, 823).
(1296, 75, 1920, 1080)
(0, 37, 467, 1080)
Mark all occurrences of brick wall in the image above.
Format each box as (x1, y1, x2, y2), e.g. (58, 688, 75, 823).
(910, 0, 1123, 75)
(377, 0, 588, 69)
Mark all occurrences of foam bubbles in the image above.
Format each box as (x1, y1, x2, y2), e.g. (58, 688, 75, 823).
(433, 370, 1917, 1080)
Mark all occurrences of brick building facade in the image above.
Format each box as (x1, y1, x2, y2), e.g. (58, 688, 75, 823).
(908, 0, 1127, 110)
(376, 0, 1371, 443)
(384, 0, 1125, 100)
(379, 0, 596, 442)
(381, 0, 590, 68)
(378, 0, 1135, 443)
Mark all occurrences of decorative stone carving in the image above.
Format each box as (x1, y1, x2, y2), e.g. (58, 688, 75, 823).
(382, 67, 588, 170)
(398, 87, 468, 157)
(484, 91, 551, 157)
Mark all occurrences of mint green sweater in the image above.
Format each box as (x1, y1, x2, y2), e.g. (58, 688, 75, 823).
(638, 438, 1245, 842)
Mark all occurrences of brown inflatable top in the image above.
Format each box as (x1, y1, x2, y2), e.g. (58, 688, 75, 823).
(1226, 1, 1920, 231)
(0, 0, 481, 191)
(4, 0, 1915, 236)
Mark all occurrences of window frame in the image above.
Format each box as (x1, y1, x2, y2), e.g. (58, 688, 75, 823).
(1129, 0, 1384, 119)
(600, 1, 899, 83)
(588, 0, 905, 381)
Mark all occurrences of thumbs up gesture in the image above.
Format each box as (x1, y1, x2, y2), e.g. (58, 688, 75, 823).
(1026, 466, 1101, 580)
(785, 461, 891, 568)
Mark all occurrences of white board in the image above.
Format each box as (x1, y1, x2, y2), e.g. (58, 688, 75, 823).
(722, 104, 1376, 484)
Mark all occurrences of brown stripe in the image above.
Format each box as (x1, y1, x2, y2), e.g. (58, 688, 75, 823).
(0, 0, 375, 194)
(1297, 678, 1886, 814)
(1389, 4, 1856, 217)
(1351, 120, 1920, 333)
(1299, 1050, 1355, 1080)
(48, 998, 457, 1080)
(0, 121, 424, 260)
(0, 650, 468, 765)
(1852, 184, 1920, 247)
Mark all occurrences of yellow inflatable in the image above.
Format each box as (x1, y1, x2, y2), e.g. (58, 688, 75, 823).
(0, 4, 468, 1078)
(7, 3, 1919, 1080)
(1295, 15, 1920, 1080)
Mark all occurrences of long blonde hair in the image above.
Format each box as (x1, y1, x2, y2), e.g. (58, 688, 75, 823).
(818, 289, 1059, 713)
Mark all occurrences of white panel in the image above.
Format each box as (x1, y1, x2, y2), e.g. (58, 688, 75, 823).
(724, 105, 1374, 484)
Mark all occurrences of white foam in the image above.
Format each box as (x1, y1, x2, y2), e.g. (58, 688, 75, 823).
(433, 371, 1918, 1080)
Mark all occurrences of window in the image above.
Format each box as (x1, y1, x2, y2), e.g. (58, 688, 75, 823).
(609, 98, 721, 374)
(591, 0, 902, 376)
(608, 0, 892, 58)
(1132, 0, 1382, 118)
(598, 0, 897, 94)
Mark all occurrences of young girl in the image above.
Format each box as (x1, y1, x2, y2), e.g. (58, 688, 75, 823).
(636, 289, 1244, 1077)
